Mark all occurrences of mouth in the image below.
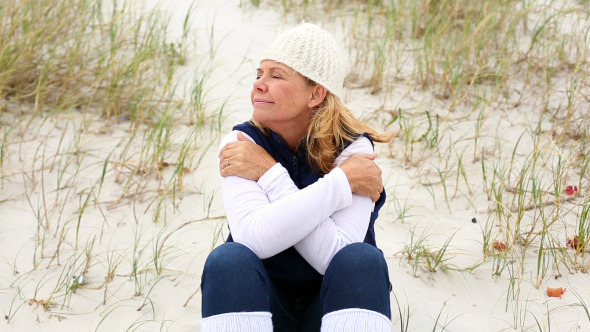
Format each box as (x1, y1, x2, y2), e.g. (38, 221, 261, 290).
(253, 98, 273, 105)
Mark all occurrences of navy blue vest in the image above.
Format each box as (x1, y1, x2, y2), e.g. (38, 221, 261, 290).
(227, 121, 386, 283)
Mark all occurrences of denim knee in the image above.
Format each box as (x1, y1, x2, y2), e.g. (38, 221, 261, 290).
(201, 242, 270, 317)
(322, 243, 391, 318)
(202, 242, 259, 277)
(328, 243, 388, 274)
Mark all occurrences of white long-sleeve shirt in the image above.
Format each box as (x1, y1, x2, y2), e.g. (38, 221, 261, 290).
(220, 130, 375, 274)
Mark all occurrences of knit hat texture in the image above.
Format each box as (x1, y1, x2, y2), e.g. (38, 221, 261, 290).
(260, 23, 347, 100)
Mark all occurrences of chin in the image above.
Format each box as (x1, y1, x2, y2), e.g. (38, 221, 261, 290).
(252, 112, 268, 125)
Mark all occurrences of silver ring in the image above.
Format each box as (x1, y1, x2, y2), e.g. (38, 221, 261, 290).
(226, 158, 230, 166)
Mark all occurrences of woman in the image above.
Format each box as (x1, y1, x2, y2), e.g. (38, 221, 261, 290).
(201, 23, 393, 331)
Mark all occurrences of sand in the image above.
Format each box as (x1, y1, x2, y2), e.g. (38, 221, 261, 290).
(1, 0, 589, 331)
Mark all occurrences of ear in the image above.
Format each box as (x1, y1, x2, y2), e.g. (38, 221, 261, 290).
(308, 85, 327, 109)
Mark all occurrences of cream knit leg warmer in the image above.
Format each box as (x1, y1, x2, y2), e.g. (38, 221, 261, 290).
(321, 308, 391, 332)
(201, 311, 273, 332)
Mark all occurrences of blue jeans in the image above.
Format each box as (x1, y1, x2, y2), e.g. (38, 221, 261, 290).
(201, 242, 391, 331)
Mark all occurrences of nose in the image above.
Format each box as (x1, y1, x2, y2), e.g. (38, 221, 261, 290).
(253, 76, 267, 93)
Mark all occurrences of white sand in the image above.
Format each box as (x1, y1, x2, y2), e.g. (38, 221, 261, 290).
(1, 1, 589, 331)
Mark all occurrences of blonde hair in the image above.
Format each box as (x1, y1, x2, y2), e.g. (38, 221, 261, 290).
(253, 92, 392, 175)
(305, 93, 392, 174)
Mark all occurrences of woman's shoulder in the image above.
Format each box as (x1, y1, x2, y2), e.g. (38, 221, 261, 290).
(219, 121, 271, 152)
(218, 129, 256, 153)
(333, 136, 373, 166)
(344, 135, 374, 154)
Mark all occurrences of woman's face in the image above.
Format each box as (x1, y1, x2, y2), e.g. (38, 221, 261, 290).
(251, 60, 316, 137)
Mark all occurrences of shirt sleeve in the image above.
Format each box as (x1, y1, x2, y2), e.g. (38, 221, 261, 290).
(220, 131, 354, 259)
(261, 136, 376, 274)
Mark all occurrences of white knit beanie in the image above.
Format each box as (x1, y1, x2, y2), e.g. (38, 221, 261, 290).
(260, 23, 347, 100)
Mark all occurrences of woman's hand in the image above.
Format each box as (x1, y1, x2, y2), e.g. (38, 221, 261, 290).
(339, 154, 383, 202)
(219, 132, 277, 181)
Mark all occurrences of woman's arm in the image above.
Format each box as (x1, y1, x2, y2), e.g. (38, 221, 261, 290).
(263, 137, 376, 274)
(220, 132, 383, 201)
(219, 131, 354, 259)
